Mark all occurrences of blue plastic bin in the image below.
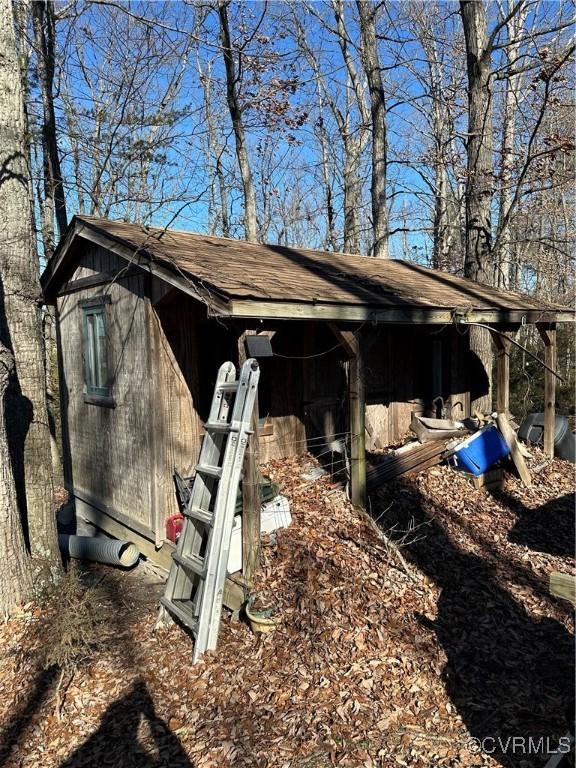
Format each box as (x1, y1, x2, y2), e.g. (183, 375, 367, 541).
(454, 424, 510, 476)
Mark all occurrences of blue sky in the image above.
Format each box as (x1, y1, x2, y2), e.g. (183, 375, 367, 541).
(39, 0, 573, 268)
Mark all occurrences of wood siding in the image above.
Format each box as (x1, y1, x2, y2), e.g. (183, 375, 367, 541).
(364, 325, 471, 447)
(149, 286, 203, 543)
(57, 244, 154, 537)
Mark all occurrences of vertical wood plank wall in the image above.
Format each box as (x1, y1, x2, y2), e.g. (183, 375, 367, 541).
(364, 325, 471, 445)
(148, 286, 203, 541)
(57, 244, 154, 536)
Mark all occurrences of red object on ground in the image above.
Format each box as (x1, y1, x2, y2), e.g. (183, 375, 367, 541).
(166, 514, 184, 544)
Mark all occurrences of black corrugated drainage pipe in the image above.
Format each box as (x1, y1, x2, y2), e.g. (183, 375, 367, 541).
(58, 534, 139, 568)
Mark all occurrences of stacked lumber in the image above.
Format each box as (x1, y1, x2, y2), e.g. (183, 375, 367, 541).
(367, 440, 450, 489)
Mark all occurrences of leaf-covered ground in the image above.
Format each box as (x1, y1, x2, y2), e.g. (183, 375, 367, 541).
(0, 451, 573, 768)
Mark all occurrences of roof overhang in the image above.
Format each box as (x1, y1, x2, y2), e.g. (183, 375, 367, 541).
(43, 217, 574, 326)
(217, 298, 573, 325)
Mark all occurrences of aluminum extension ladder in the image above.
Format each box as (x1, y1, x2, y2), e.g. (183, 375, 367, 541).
(158, 358, 260, 663)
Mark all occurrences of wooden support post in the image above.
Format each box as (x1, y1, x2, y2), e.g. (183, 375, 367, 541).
(238, 330, 260, 584)
(490, 330, 512, 416)
(537, 323, 557, 458)
(328, 324, 366, 508)
(349, 349, 366, 508)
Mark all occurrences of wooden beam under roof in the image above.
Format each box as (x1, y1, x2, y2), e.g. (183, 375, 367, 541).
(223, 299, 574, 325)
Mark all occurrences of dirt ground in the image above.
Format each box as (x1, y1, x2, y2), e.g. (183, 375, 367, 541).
(0, 450, 573, 768)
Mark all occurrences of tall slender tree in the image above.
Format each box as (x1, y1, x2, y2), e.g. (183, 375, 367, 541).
(460, 0, 494, 284)
(294, 4, 367, 253)
(494, 0, 528, 289)
(356, 0, 388, 258)
(0, 0, 61, 584)
(32, 0, 67, 259)
(217, 0, 259, 242)
(460, 0, 495, 413)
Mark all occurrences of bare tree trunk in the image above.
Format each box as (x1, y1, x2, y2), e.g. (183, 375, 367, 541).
(292, 11, 344, 251)
(0, 0, 61, 584)
(342, 123, 362, 254)
(331, 3, 369, 253)
(217, 0, 258, 242)
(198, 58, 230, 237)
(460, 0, 494, 283)
(32, 0, 67, 258)
(495, 83, 516, 288)
(495, 1, 528, 289)
(427, 37, 454, 270)
(315, 97, 337, 251)
(460, 0, 494, 413)
(0, 337, 34, 615)
(356, 0, 388, 258)
(62, 94, 86, 214)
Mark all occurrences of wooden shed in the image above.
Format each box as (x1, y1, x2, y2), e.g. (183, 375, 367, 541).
(42, 216, 572, 569)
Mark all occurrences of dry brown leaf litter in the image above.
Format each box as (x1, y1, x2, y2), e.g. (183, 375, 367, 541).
(0, 451, 573, 768)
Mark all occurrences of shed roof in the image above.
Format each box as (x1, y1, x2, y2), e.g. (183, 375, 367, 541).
(43, 216, 573, 324)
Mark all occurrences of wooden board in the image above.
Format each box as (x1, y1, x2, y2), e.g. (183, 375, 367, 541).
(259, 322, 308, 462)
(238, 330, 261, 584)
(550, 571, 576, 605)
(363, 325, 471, 447)
(496, 412, 531, 487)
(149, 288, 203, 544)
(460, 467, 504, 490)
(57, 245, 155, 536)
(491, 331, 512, 415)
(367, 441, 450, 489)
(329, 326, 366, 508)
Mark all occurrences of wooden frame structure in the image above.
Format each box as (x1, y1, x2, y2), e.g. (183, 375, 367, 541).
(42, 216, 572, 579)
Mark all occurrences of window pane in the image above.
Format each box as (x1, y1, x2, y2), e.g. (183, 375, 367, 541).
(86, 314, 96, 388)
(83, 305, 109, 397)
(94, 311, 108, 388)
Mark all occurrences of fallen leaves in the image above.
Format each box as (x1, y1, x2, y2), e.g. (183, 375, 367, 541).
(0, 451, 573, 767)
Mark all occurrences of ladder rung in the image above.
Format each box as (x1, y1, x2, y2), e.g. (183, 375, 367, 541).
(185, 506, 213, 526)
(158, 358, 261, 665)
(204, 421, 232, 433)
(160, 597, 198, 634)
(196, 464, 222, 478)
(173, 552, 207, 578)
